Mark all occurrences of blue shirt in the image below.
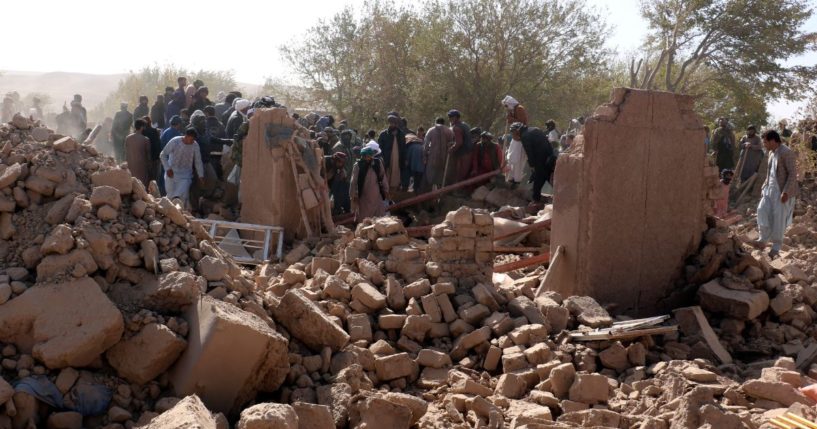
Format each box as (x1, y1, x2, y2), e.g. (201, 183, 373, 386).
(161, 127, 182, 149)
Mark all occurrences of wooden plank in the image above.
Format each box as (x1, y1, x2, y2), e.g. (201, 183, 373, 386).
(786, 413, 817, 429)
(493, 252, 550, 273)
(493, 246, 546, 254)
(681, 306, 733, 364)
(492, 219, 552, 242)
(535, 245, 563, 297)
(570, 325, 678, 341)
(796, 342, 817, 370)
(333, 169, 503, 225)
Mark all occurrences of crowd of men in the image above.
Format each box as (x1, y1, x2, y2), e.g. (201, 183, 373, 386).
(311, 97, 583, 222)
(101, 80, 578, 220)
(104, 77, 266, 209)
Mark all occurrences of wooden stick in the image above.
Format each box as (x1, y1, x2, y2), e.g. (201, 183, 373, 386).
(535, 245, 563, 297)
(406, 225, 433, 237)
(787, 413, 817, 429)
(493, 246, 546, 254)
(493, 252, 550, 273)
(733, 142, 749, 188)
(334, 169, 503, 225)
(493, 219, 552, 242)
(736, 173, 758, 204)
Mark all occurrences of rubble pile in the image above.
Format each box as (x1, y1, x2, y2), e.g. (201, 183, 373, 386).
(2, 113, 817, 428)
(0, 117, 289, 428)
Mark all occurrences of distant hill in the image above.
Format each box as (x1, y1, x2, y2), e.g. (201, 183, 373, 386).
(0, 70, 264, 115)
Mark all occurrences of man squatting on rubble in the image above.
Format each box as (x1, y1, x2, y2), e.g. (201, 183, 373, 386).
(160, 127, 205, 208)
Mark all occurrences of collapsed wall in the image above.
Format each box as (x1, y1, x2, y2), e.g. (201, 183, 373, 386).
(548, 88, 711, 315)
(239, 108, 331, 241)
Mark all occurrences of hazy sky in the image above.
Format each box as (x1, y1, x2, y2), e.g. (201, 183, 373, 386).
(3, 0, 815, 119)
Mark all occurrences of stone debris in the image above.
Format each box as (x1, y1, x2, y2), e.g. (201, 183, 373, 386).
(2, 117, 817, 428)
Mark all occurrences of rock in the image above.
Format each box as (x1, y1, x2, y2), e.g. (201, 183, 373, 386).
(90, 186, 122, 209)
(698, 280, 769, 319)
(350, 395, 412, 429)
(169, 296, 290, 414)
(549, 363, 576, 398)
(55, 368, 79, 394)
(563, 296, 613, 328)
(237, 403, 298, 429)
(770, 293, 794, 316)
(97, 204, 118, 221)
(0, 163, 23, 189)
(53, 136, 77, 153)
(142, 271, 204, 313)
(383, 392, 428, 425)
(0, 163, 22, 189)
(742, 380, 815, 407)
(44, 196, 73, 226)
(0, 277, 123, 368)
(375, 353, 417, 381)
(495, 373, 527, 399)
(292, 403, 334, 429)
(282, 267, 306, 285)
(131, 199, 147, 218)
(40, 224, 75, 255)
(568, 374, 609, 405)
(158, 197, 187, 226)
(107, 323, 187, 384)
(682, 366, 717, 383)
(416, 349, 452, 368)
(91, 169, 133, 195)
(11, 113, 31, 130)
(507, 296, 548, 325)
(140, 395, 218, 428)
(599, 342, 629, 372)
(46, 411, 82, 429)
(558, 409, 622, 428)
(198, 256, 229, 281)
(317, 383, 353, 427)
(272, 289, 350, 352)
(0, 376, 12, 404)
(65, 198, 92, 223)
(108, 406, 132, 423)
(31, 127, 50, 142)
(351, 283, 387, 311)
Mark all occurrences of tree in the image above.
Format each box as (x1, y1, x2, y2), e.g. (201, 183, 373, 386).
(629, 0, 816, 98)
(91, 66, 238, 122)
(282, 0, 615, 133)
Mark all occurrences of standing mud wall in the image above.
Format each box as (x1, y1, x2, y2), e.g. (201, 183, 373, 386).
(548, 88, 709, 315)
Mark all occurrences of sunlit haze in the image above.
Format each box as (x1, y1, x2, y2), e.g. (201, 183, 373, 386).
(2, 0, 814, 119)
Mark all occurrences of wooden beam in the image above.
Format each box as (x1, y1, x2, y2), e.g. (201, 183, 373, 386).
(333, 169, 503, 225)
(570, 325, 678, 341)
(493, 219, 552, 242)
(493, 246, 546, 254)
(535, 245, 564, 297)
(673, 306, 732, 364)
(405, 225, 433, 237)
(493, 252, 550, 273)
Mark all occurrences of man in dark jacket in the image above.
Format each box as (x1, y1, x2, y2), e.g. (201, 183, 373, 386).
(140, 115, 162, 185)
(151, 95, 166, 129)
(111, 102, 133, 162)
(377, 115, 407, 190)
(510, 122, 555, 202)
(134, 96, 149, 120)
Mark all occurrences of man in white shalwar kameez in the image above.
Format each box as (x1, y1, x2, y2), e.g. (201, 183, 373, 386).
(505, 137, 527, 187)
(753, 129, 798, 259)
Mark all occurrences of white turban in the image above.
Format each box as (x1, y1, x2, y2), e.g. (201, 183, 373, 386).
(502, 95, 519, 109)
(234, 98, 251, 112)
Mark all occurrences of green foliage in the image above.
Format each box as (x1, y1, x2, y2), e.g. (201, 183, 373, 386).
(282, 0, 615, 133)
(91, 66, 238, 121)
(633, 0, 816, 96)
